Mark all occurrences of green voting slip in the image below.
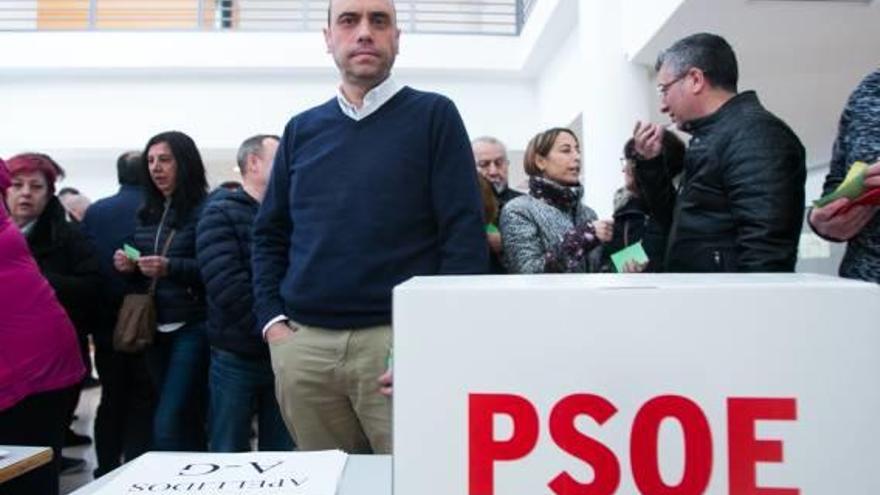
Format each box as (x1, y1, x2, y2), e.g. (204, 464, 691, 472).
(813, 160, 868, 207)
(610, 241, 649, 272)
(123, 243, 141, 261)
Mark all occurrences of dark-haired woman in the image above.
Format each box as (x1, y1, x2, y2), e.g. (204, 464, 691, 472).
(500, 128, 613, 273)
(603, 134, 682, 272)
(113, 131, 209, 451)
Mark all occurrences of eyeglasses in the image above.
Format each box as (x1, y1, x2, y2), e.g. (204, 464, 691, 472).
(476, 158, 508, 169)
(656, 72, 688, 97)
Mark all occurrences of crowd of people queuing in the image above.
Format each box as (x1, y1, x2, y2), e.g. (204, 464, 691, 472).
(1, 0, 878, 493)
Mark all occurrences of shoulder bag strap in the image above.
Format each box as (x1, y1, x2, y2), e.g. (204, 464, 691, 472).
(147, 229, 176, 297)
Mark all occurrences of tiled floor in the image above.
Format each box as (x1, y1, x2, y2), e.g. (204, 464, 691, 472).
(59, 386, 99, 495)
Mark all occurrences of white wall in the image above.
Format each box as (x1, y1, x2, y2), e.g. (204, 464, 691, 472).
(1, 0, 870, 213)
(528, 0, 660, 218)
(534, 27, 583, 131)
(621, 0, 685, 60)
(0, 71, 537, 200)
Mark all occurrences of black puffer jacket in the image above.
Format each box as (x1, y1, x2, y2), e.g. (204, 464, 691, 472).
(636, 91, 806, 272)
(196, 188, 267, 358)
(130, 202, 206, 324)
(603, 192, 667, 273)
(26, 197, 100, 334)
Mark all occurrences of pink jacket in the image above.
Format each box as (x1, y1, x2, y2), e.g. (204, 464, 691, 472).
(0, 160, 84, 411)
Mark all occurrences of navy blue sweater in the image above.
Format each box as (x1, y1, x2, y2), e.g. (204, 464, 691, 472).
(253, 86, 488, 330)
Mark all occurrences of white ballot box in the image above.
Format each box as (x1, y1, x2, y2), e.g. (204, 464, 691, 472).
(393, 273, 880, 495)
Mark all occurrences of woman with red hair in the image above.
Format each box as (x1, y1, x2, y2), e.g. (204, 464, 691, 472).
(4, 153, 100, 470)
(0, 158, 85, 495)
(4, 153, 100, 362)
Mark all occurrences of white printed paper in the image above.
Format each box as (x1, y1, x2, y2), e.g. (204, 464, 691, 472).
(93, 450, 348, 495)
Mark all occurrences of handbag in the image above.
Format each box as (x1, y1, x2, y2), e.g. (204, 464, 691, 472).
(113, 230, 176, 353)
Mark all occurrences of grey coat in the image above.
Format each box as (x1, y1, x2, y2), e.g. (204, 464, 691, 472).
(500, 193, 600, 274)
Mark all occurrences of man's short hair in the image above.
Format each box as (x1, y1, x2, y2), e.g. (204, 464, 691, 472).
(117, 150, 142, 186)
(57, 186, 80, 197)
(471, 136, 509, 161)
(655, 33, 738, 93)
(236, 134, 280, 176)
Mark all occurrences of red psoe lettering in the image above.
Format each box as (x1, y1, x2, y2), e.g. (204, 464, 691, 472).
(728, 398, 799, 495)
(630, 395, 713, 495)
(468, 393, 539, 495)
(547, 394, 620, 495)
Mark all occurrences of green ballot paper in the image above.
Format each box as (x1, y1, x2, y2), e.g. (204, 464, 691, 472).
(813, 161, 869, 207)
(123, 243, 141, 261)
(610, 241, 649, 272)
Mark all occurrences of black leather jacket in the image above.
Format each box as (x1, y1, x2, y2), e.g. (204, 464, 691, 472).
(636, 91, 806, 272)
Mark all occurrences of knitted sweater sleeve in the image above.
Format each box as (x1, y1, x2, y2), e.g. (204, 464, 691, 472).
(252, 121, 295, 330)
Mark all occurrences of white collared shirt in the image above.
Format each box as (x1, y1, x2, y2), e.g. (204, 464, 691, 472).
(336, 77, 402, 121)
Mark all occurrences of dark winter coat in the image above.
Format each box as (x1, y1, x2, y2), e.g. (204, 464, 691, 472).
(81, 185, 143, 338)
(604, 192, 667, 272)
(25, 196, 100, 335)
(130, 201, 206, 325)
(635, 91, 806, 272)
(196, 188, 267, 358)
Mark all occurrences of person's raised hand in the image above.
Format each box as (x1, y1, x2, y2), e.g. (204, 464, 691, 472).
(632, 121, 664, 161)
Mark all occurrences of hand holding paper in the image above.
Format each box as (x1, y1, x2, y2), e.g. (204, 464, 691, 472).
(610, 241, 649, 273)
(863, 161, 880, 189)
(813, 161, 869, 208)
(123, 243, 141, 261)
(810, 161, 880, 240)
(813, 161, 880, 212)
(810, 197, 877, 241)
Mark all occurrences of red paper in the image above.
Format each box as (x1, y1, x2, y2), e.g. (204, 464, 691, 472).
(838, 187, 880, 216)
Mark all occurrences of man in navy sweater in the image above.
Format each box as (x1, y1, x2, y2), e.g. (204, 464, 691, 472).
(252, 0, 488, 454)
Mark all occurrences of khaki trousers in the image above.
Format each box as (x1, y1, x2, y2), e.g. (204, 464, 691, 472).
(269, 322, 392, 454)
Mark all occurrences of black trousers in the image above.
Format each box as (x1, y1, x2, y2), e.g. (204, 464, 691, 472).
(92, 333, 156, 477)
(0, 386, 78, 495)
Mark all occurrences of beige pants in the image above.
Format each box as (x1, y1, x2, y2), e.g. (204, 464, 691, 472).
(269, 322, 392, 454)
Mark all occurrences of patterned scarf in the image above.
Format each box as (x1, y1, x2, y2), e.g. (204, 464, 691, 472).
(529, 175, 583, 214)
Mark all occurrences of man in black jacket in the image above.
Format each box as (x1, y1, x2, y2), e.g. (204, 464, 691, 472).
(632, 33, 805, 272)
(82, 151, 155, 476)
(196, 134, 294, 452)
